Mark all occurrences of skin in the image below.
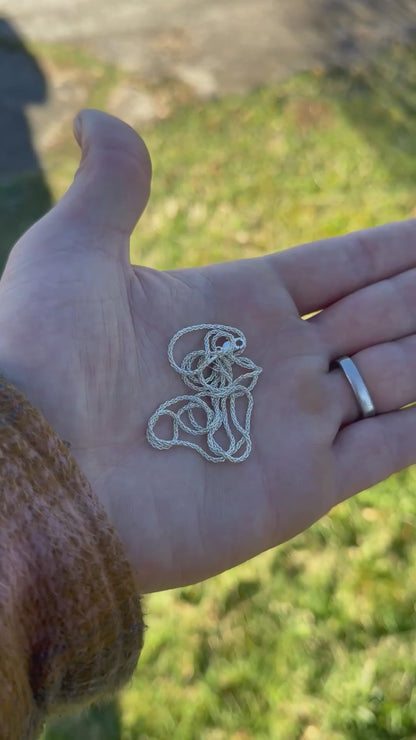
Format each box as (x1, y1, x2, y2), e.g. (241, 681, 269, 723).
(1, 109, 416, 593)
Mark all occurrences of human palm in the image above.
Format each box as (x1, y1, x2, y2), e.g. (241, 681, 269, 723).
(1, 109, 416, 593)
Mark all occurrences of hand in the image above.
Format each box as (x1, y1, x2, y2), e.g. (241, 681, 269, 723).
(1, 109, 415, 593)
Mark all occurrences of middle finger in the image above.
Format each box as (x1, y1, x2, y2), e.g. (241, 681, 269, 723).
(309, 267, 416, 358)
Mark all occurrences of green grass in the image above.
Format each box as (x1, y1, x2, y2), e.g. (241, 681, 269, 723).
(14, 38, 416, 739)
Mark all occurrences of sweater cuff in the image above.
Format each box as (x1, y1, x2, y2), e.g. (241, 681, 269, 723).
(0, 374, 145, 739)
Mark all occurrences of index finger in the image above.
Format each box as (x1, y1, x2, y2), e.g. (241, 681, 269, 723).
(271, 219, 416, 317)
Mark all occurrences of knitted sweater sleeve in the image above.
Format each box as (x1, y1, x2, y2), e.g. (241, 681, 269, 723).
(0, 374, 145, 739)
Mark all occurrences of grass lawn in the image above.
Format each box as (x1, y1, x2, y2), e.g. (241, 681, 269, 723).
(10, 38, 416, 740)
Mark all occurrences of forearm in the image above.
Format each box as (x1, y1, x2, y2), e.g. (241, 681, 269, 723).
(0, 373, 145, 738)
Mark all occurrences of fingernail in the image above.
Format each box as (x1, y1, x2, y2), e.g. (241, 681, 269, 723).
(73, 113, 83, 146)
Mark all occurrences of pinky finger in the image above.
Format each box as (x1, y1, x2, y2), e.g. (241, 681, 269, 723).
(333, 404, 416, 504)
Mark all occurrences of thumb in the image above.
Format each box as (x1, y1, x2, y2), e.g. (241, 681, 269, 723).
(54, 108, 152, 240)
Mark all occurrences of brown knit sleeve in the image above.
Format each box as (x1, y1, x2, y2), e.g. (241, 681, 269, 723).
(0, 374, 145, 739)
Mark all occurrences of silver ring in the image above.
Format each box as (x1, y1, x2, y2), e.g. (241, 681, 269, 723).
(331, 356, 376, 418)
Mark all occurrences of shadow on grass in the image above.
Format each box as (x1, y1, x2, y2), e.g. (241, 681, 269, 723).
(42, 698, 122, 740)
(0, 17, 52, 276)
(326, 41, 416, 190)
(280, 31, 416, 199)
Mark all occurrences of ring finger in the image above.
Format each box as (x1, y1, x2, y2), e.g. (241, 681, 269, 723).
(308, 268, 416, 425)
(327, 336, 416, 427)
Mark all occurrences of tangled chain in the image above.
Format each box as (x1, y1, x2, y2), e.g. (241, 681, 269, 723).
(146, 324, 262, 462)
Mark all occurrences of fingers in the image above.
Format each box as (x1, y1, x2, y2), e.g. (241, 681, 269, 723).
(312, 267, 416, 359)
(272, 220, 416, 316)
(53, 109, 152, 246)
(333, 405, 416, 504)
(327, 336, 416, 427)
(310, 263, 416, 426)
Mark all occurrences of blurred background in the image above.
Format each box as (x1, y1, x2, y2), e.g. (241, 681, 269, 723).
(2, 0, 416, 737)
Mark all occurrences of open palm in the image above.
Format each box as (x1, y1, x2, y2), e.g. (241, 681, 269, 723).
(1, 109, 416, 593)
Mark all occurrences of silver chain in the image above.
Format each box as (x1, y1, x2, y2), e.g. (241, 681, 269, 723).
(146, 324, 262, 462)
